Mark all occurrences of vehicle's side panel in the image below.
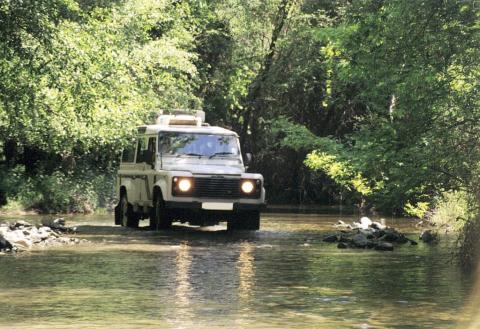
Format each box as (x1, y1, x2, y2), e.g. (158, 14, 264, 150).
(127, 135, 156, 206)
(154, 173, 171, 200)
(118, 138, 138, 201)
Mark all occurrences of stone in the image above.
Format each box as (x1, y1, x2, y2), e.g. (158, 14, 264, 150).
(323, 234, 338, 243)
(13, 239, 32, 249)
(360, 217, 373, 228)
(0, 226, 9, 236)
(3, 230, 25, 243)
(338, 233, 352, 243)
(39, 226, 52, 233)
(13, 220, 33, 228)
(337, 242, 349, 249)
(420, 230, 437, 243)
(352, 233, 368, 248)
(352, 222, 362, 229)
(375, 242, 394, 251)
(371, 221, 386, 230)
(381, 229, 400, 242)
(334, 220, 351, 229)
(0, 236, 12, 250)
(37, 227, 52, 240)
(53, 218, 66, 226)
(3, 230, 33, 249)
(395, 234, 409, 244)
(359, 229, 375, 239)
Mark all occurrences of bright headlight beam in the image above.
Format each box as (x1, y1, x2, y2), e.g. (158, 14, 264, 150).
(241, 181, 255, 194)
(178, 179, 192, 192)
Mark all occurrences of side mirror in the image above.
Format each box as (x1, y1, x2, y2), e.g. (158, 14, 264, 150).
(244, 153, 252, 166)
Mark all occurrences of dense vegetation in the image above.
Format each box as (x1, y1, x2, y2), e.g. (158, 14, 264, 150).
(0, 0, 479, 264)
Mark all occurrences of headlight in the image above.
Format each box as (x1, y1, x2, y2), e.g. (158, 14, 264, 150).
(172, 177, 194, 195)
(241, 180, 255, 193)
(178, 178, 192, 192)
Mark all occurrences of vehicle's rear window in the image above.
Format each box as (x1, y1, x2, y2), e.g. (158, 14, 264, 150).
(121, 140, 136, 163)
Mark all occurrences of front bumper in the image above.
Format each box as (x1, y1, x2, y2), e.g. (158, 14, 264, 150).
(164, 201, 266, 212)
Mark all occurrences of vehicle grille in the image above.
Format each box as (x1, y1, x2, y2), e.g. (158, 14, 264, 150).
(193, 177, 241, 199)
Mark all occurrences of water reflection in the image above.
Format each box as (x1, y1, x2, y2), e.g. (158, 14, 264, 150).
(174, 242, 193, 325)
(237, 242, 255, 302)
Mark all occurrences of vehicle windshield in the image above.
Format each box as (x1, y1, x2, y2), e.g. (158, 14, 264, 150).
(159, 132, 240, 158)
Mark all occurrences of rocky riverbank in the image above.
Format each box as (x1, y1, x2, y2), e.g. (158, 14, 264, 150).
(0, 218, 87, 253)
(323, 217, 435, 251)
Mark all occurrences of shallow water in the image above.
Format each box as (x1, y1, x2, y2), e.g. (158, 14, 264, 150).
(0, 213, 477, 328)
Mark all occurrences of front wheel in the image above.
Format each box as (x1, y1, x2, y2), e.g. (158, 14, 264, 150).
(150, 193, 172, 230)
(115, 193, 139, 228)
(227, 211, 260, 231)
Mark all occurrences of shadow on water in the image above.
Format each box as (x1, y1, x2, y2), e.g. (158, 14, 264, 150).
(76, 223, 265, 244)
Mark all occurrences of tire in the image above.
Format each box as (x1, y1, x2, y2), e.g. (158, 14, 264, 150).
(227, 210, 260, 231)
(116, 193, 139, 228)
(150, 192, 172, 230)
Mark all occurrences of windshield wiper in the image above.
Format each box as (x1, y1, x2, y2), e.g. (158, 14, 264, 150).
(176, 153, 203, 157)
(209, 152, 235, 159)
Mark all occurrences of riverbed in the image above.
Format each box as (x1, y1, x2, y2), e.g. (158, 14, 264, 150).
(0, 213, 477, 328)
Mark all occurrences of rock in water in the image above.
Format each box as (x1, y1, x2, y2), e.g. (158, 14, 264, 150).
(396, 234, 409, 244)
(352, 233, 368, 248)
(371, 221, 386, 230)
(323, 234, 338, 243)
(53, 218, 66, 226)
(420, 230, 437, 243)
(381, 229, 400, 242)
(3, 230, 32, 249)
(13, 220, 33, 228)
(0, 236, 12, 250)
(355, 217, 373, 229)
(375, 242, 394, 251)
(334, 220, 351, 229)
(337, 242, 349, 249)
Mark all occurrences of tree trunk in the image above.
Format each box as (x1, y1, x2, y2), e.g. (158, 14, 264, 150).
(4, 139, 18, 167)
(241, 0, 292, 154)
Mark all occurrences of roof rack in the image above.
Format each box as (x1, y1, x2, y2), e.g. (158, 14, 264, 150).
(156, 110, 205, 127)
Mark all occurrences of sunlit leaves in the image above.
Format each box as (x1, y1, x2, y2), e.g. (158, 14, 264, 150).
(0, 0, 200, 157)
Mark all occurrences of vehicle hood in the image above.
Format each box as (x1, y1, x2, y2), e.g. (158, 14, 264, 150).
(162, 163, 244, 175)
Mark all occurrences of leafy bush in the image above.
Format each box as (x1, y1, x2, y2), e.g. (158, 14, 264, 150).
(430, 191, 470, 232)
(0, 165, 116, 214)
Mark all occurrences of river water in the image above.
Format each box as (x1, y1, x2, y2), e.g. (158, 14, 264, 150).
(0, 212, 478, 328)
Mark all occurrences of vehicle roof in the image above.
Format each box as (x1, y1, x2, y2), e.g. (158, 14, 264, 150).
(139, 124, 239, 137)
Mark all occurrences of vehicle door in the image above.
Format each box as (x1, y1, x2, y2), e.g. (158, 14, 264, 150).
(132, 136, 148, 204)
(118, 138, 137, 200)
(133, 135, 157, 204)
(140, 135, 157, 203)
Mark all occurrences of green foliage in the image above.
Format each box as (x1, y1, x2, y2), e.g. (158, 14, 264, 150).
(0, 165, 115, 213)
(403, 201, 430, 219)
(0, 0, 479, 230)
(0, 0, 200, 158)
(305, 151, 373, 196)
(261, 0, 480, 216)
(430, 191, 470, 232)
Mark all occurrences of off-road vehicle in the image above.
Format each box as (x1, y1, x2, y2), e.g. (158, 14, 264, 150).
(114, 111, 266, 230)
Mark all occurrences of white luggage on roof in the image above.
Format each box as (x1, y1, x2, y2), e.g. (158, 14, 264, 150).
(156, 110, 205, 126)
